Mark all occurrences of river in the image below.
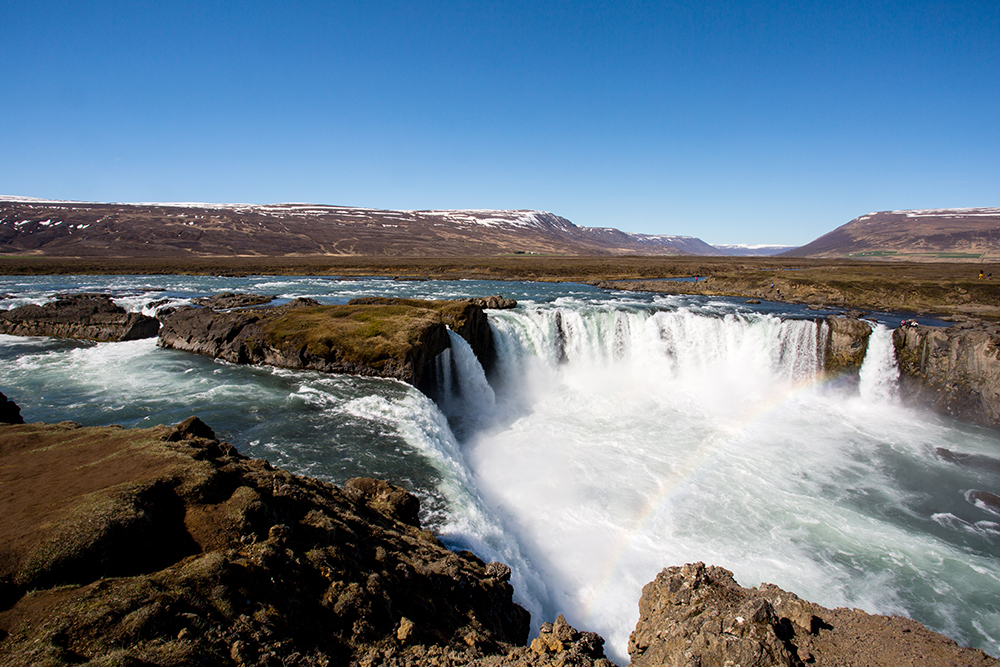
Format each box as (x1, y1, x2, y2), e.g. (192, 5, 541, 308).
(0, 275, 997, 664)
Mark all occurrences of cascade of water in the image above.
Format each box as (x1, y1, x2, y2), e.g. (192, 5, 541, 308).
(473, 304, 997, 665)
(490, 306, 826, 393)
(434, 347, 453, 409)
(858, 324, 900, 403)
(444, 330, 496, 415)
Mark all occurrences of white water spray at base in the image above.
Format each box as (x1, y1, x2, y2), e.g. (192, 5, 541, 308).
(444, 306, 997, 664)
(858, 324, 900, 403)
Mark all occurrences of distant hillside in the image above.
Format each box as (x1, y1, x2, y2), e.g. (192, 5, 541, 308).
(784, 208, 999, 261)
(0, 197, 725, 258)
(710, 244, 796, 257)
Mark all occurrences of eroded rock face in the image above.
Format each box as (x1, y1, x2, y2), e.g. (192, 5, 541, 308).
(0, 416, 556, 666)
(893, 320, 1000, 427)
(822, 315, 873, 376)
(0, 294, 159, 342)
(628, 562, 997, 667)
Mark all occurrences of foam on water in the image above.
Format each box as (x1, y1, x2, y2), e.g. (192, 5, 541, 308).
(469, 303, 998, 664)
(0, 277, 996, 663)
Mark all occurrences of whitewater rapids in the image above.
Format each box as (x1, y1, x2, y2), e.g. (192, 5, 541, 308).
(0, 276, 996, 664)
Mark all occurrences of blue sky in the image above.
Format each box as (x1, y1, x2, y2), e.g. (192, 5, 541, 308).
(2, 1, 997, 245)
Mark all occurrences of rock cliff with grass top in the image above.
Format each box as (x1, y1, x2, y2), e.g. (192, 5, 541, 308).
(157, 295, 498, 397)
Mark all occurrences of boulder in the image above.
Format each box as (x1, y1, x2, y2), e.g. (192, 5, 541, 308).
(470, 295, 518, 310)
(629, 562, 997, 667)
(893, 320, 1000, 427)
(0, 392, 24, 424)
(0, 294, 159, 342)
(193, 292, 277, 309)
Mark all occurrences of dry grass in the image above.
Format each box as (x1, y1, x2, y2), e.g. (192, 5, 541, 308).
(1, 255, 996, 318)
(261, 303, 443, 364)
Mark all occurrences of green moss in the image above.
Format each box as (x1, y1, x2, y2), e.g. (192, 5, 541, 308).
(261, 303, 444, 364)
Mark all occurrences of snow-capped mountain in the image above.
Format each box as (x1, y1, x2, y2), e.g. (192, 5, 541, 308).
(0, 198, 720, 258)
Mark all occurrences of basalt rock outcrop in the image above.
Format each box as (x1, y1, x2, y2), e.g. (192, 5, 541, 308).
(157, 296, 498, 396)
(470, 295, 518, 310)
(0, 415, 610, 666)
(893, 319, 1000, 427)
(821, 315, 873, 376)
(628, 562, 997, 667)
(0, 294, 159, 342)
(193, 292, 278, 309)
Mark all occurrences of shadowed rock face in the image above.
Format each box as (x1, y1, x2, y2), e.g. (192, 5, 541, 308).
(0, 416, 607, 666)
(628, 562, 997, 667)
(0, 392, 23, 425)
(0, 294, 159, 342)
(893, 320, 1000, 427)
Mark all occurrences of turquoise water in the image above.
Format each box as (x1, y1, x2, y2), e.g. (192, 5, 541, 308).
(0, 276, 997, 664)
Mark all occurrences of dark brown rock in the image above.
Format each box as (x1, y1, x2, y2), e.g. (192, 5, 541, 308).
(343, 477, 421, 527)
(468, 614, 613, 666)
(193, 292, 277, 309)
(893, 320, 1000, 427)
(0, 294, 160, 342)
(628, 562, 997, 667)
(470, 295, 518, 310)
(0, 392, 23, 425)
(0, 416, 539, 666)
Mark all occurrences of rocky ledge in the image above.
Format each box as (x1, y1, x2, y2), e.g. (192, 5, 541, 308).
(629, 562, 997, 667)
(893, 319, 1000, 427)
(811, 315, 998, 427)
(157, 295, 505, 397)
(0, 410, 609, 666)
(0, 294, 159, 342)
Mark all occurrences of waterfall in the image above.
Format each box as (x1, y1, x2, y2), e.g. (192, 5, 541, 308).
(488, 306, 827, 399)
(858, 324, 900, 403)
(438, 329, 497, 438)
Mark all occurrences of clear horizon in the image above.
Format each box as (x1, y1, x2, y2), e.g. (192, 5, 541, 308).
(2, 1, 997, 246)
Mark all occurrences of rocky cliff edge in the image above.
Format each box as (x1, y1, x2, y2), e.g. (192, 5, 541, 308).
(156, 295, 502, 398)
(0, 410, 610, 666)
(629, 562, 997, 667)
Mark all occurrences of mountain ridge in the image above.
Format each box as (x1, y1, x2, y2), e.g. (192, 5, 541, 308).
(784, 207, 999, 261)
(0, 197, 762, 258)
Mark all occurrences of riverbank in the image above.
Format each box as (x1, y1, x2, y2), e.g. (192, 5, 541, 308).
(0, 255, 997, 320)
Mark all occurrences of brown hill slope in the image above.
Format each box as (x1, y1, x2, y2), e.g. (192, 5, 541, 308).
(784, 208, 999, 261)
(0, 198, 707, 258)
